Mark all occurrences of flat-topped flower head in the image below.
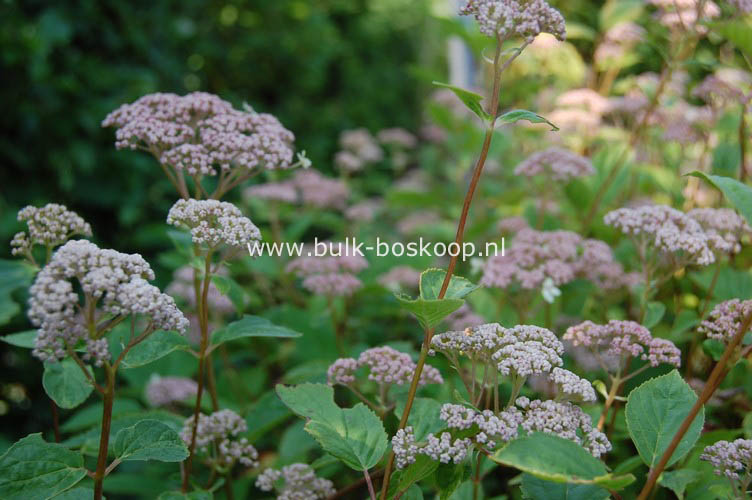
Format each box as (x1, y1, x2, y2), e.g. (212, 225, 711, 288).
(11, 203, 92, 259)
(701, 439, 752, 480)
(167, 199, 260, 248)
(103, 92, 295, 178)
(181, 409, 258, 468)
(516, 397, 611, 457)
(328, 346, 442, 387)
(460, 0, 566, 42)
(700, 299, 752, 343)
(481, 228, 627, 291)
(689, 208, 750, 254)
(145, 375, 198, 406)
(563, 320, 681, 371)
(548, 367, 597, 402)
(243, 181, 298, 204)
(255, 463, 336, 499)
(291, 169, 350, 209)
(605, 204, 731, 267)
(29, 240, 188, 366)
(514, 147, 594, 182)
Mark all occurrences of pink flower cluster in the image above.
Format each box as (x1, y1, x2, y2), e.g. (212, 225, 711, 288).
(514, 147, 594, 182)
(334, 128, 383, 173)
(699, 299, 752, 343)
(605, 204, 732, 266)
(103, 92, 295, 178)
(481, 228, 629, 291)
(460, 0, 566, 42)
(648, 0, 720, 33)
(180, 409, 258, 468)
(167, 199, 261, 248)
(444, 303, 486, 331)
(688, 208, 750, 254)
(145, 375, 198, 406)
(256, 463, 335, 498)
(701, 438, 752, 480)
(287, 249, 368, 297)
(327, 346, 443, 387)
(377, 265, 421, 291)
(244, 169, 350, 209)
(377, 128, 418, 149)
(564, 320, 681, 370)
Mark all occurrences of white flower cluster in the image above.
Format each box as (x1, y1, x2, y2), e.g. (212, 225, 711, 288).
(167, 199, 260, 248)
(516, 397, 611, 457)
(255, 463, 336, 499)
(701, 438, 752, 480)
(605, 204, 732, 266)
(688, 208, 750, 254)
(699, 299, 752, 343)
(460, 0, 566, 42)
(549, 367, 597, 402)
(327, 346, 443, 387)
(11, 203, 92, 258)
(29, 240, 188, 365)
(181, 409, 258, 468)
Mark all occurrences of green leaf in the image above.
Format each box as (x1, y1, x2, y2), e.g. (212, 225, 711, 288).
(210, 315, 302, 351)
(388, 455, 437, 498)
(490, 433, 634, 488)
(121, 330, 192, 369)
(50, 487, 95, 499)
(394, 398, 445, 440)
(112, 419, 188, 462)
(659, 469, 700, 500)
(702, 339, 725, 361)
(42, 359, 93, 410)
(599, 0, 644, 31)
(395, 293, 464, 330)
(497, 109, 559, 131)
(626, 370, 705, 468)
(60, 399, 143, 433)
(432, 81, 491, 122)
(521, 474, 609, 500)
(1, 330, 37, 348)
(688, 172, 752, 226)
(643, 301, 666, 329)
(419, 269, 479, 300)
(277, 383, 388, 471)
(157, 491, 213, 500)
(402, 484, 424, 500)
(436, 463, 469, 500)
(708, 19, 752, 58)
(0, 434, 87, 499)
(211, 275, 245, 313)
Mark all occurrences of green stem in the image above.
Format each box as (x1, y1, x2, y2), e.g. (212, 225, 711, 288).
(93, 363, 116, 500)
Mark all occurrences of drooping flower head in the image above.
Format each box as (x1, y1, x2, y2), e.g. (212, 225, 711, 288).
(103, 92, 296, 181)
(29, 240, 188, 366)
(255, 463, 336, 499)
(181, 409, 258, 468)
(460, 0, 566, 42)
(700, 439, 752, 480)
(563, 320, 681, 373)
(167, 199, 260, 249)
(11, 204, 92, 260)
(699, 299, 752, 343)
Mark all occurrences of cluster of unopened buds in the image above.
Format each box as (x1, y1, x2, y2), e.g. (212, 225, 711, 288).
(180, 409, 259, 469)
(255, 463, 335, 499)
(11, 203, 92, 264)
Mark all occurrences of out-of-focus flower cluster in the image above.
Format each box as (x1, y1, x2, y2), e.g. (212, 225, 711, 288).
(605, 204, 735, 268)
(181, 409, 259, 468)
(166, 266, 234, 316)
(103, 92, 295, 178)
(328, 346, 443, 387)
(648, 0, 720, 34)
(244, 169, 350, 210)
(145, 375, 198, 407)
(699, 299, 752, 343)
(460, 0, 566, 42)
(377, 266, 420, 292)
(444, 303, 486, 331)
(167, 199, 261, 249)
(481, 228, 631, 292)
(594, 22, 645, 69)
(334, 128, 383, 173)
(286, 248, 368, 297)
(701, 439, 752, 480)
(688, 208, 750, 254)
(255, 463, 336, 499)
(11, 204, 92, 260)
(514, 147, 594, 182)
(564, 320, 681, 371)
(29, 240, 188, 366)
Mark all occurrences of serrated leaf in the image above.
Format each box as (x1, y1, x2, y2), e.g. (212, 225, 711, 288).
(276, 383, 340, 422)
(419, 269, 478, 300)
(490, 433, 633, 488)
(395, 293, 464, 330)
(659, 469, 700, 500)
(113, 419, 188, 462)
(210, 315, 302, 351)
(521, 474, 609, 500)
(121, 330, 192, 368)
(625, 370, 704, 468)
(305, 403, 388, 471)
(432, 81, 491, 122)
(0, 434, 87, 499)
(688, 172, 752, 227)
(497, 109, 559, 131)
(643, 301, 666, 328)
(42, 359, 93, 410)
